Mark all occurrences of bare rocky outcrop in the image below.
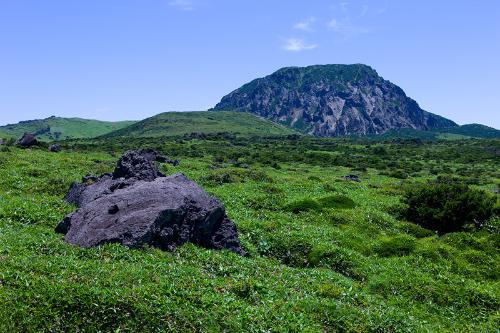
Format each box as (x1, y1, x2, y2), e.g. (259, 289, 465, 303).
(56, 149, 244, 255)
(212, 64, 457, 136)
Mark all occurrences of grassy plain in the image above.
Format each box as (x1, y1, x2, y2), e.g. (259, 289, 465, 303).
(0, 134, 498, 332)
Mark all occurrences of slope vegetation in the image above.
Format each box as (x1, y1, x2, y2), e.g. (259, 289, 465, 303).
(0, 116, 136, 141)
(103, 111, 298, 138)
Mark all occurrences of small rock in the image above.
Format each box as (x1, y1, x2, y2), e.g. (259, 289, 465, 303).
(49, 144, 61, 152)
(343, 174, 360, 182)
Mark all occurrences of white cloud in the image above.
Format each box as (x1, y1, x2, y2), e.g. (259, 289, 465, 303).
(340, 2, 349, 13)
(168, 0, 193, 11)
(328, 19, 340, 31)
(327, 17, 371, 37)
(283, 38, 318, 52)
(293, 17, 316, 32)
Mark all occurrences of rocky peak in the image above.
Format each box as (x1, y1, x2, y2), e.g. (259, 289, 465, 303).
(212, 64, 457, 136)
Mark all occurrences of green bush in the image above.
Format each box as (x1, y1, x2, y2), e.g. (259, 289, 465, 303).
(308, 243, 365, 278)
(397, 221, 435, 238)
(201, 168, 273, 185)
(375, 235, 416, 257)
(284, 199, 321, 214)
(402, 180, 497, 234)
(388, 169, 408, 179)
(260, 232, 314, 267)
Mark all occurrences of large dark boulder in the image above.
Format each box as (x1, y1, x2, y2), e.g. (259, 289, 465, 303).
(57, 150, 244, 255)
(18, 133, 38, 147)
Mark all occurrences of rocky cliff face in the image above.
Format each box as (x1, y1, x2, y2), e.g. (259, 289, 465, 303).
(212, 64, 457, 136)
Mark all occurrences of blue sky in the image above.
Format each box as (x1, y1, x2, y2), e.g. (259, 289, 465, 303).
(0, 0, 499, 128)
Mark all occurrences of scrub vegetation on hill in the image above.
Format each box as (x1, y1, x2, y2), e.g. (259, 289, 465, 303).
(102, 111, 297, 138)
(0, 132, 498, 332)
(0, 116, 136, 141)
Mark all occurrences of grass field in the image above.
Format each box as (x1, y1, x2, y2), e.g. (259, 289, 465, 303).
(0, 134, 498, 332)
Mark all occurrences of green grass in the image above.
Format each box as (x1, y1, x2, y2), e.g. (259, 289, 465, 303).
(102, 111, 298, 138)
(0, 135, 498, 332)
(0, 116, 136, 141)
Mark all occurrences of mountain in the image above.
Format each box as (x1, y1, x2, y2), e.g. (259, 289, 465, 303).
(103, 111, 297, 138)
(212, 64, 458, 136)
(0, 116, 136, 141)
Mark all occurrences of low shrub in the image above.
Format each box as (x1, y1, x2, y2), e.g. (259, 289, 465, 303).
(375, 235, 416, 257)
(397, 221, 435, 238)
(284, 199, 321, 214)
(201, 168, 273, 185)
(388, 169, 408, 179)
(308, 243, 365, 279)
(260, 232, 314, 267)
(402, 180, 497, 234)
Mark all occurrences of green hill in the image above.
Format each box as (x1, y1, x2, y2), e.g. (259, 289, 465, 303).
(0, 116, 136, 141)
(436, 123, 500, 138)
(103, 111, 298, 138)
(368, 124, 500, 141)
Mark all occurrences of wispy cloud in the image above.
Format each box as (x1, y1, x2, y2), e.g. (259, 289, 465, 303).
(293, 17, 316, 32)
(327, 17, 371, 38)
(168, 0, 194, 11)
(339, 2, 349, 13)
(360, 4, 369, 17)
(376, 0, 389, 15)
(283, 38, 318, 52)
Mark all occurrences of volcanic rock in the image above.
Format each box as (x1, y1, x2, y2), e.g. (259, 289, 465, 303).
(343, 175, 360, 182)
(49, 144, 61, 152)
(18, 133, 38, 147)
(57, 149, 244, 255)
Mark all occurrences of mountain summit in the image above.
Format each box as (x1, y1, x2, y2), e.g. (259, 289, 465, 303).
(212, 64, 457, 136)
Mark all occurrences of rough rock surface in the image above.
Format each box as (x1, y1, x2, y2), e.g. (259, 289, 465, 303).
(18, 133, 38, 147)
(212, 64, 457, 136)
(49, 144, 61, 152)
(57, 150, 244, 255)
(343, 175, 361, 182)
(112, 149, 166, 181)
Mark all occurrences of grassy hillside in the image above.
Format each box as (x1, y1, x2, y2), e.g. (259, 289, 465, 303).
(368, 124, 500, 141)
(0, 116, 136, 141)
(437, 123, 500, 138)
(0, 134, 498, 332)
(103, 111, 298, 138)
